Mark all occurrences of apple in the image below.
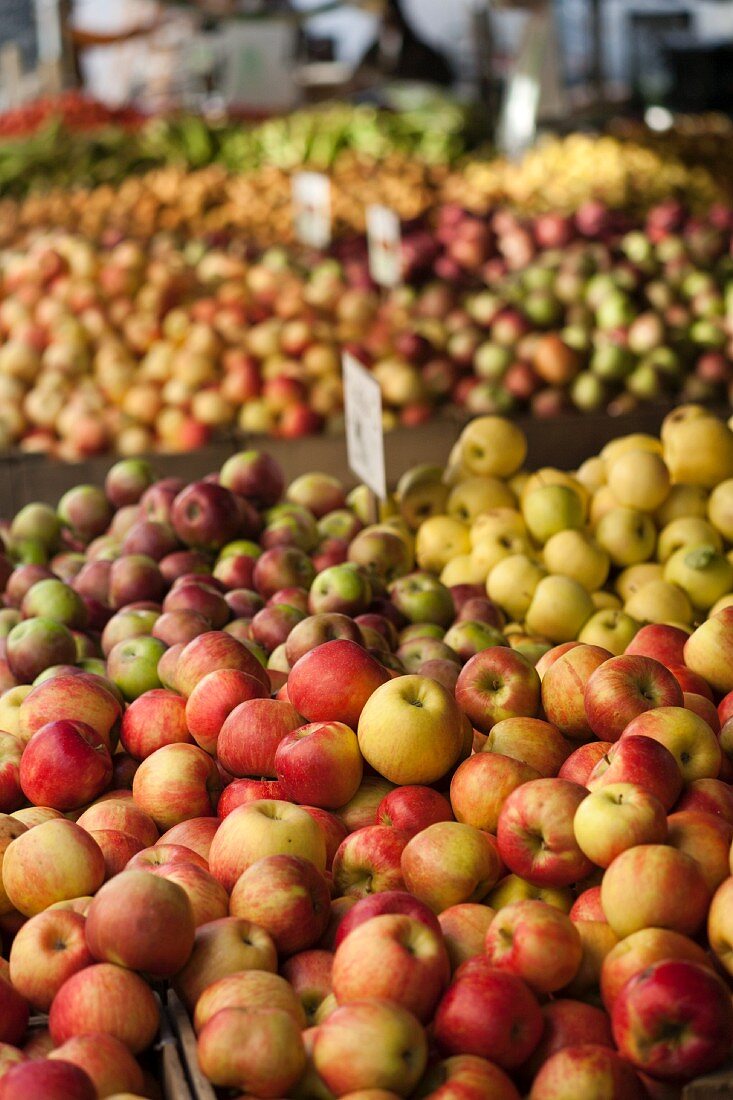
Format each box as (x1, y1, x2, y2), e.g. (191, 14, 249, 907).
(209, 800, 326, 892)
(19, 719, 112, 811)
(558, 742, 613, 785)
(334, 890, 441, 950)
(540, 645, 611, 741)
(175, 630, 269, 698)
(274, 721, 363, 810)
(683, 607, 733, 694)
(676, 777, 733, 823)
(487, 873, 572, 913)
(220, 450, 284, 508)
(331, 825, 407, 899)
(217, 698, 303, 779)
(455, 648, 540, 734)
(76, 799, 158, 847)
(313, 1001, 427, 1097)
(611, 959, 733, 1081)
(484, 717, 570, 778)
(158, 816, 219, 860)
(185, 668, 266, 756)
(119, 688, 192, 759)
(197, 1005, 306, 1096)
(174, 916, 277, 1012)
(357, 675, 463, 785)
(584, 654, 683, 742)
(101, 608, 159, 658)
(170, 481, 242, 551)
(529, 1044, 643, 1100)
(149, 860, 228, 926)
(6, 618, 76, 684)
(107, 635, 166, 702)
(19, 673, 121, 750)
(0, 970, 28, 1047)
(414, 1054, 519, 1100)
(450, 752, 541, 833)
(48, 962, 160, 1053)
(433, 957, 542, 1069)
(620, 706, 721, 782)
(309, 564, 372, 617)
(0, 1045, 25, 1082)
(250, 604, 305, 653)
(229, 854, 330, 955)
(332, 913, 449, 1022)
(601, 927, 715, 1015)
(522, 998, 614, 1083)
(438, 904, 495, 972)
(2, 819, 104, 916)
(601, 844, 710, 939)
(667, 810, 732, 893)
(108, 555, 165, 610)
(85, 869, 195, 978)
(708, 876, 733, 977)
(217, 778, 285, 817)
(87, 829, 145, 879)
(8, 909, 92, 1012)
(376, 786, 453, 839)
(126, 842, 207, 872)
(401, 821, 502, 913)
(497, 778, 594, 888)
(132, 743, 221, 829)
(47, 1032, 144, 1097)
(625, 622, 691, 667)
(485, 899, 582, 993)
(0, 1061, 96, 1100)
(335, 775, 396, 833)
(573, 783, 667, 868)
(586, 735, 683, 809)
(287, 639, 389, 730)
(0, 734, 22, 813)
(193, 967, 307, 1033)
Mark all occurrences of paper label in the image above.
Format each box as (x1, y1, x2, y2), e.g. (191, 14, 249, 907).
(292, 172, 332, 250)
(343, 352, 386, 500)
(367, 204, 402, 288)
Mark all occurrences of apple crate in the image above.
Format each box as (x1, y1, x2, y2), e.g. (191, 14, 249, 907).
(683, 1064, 733, 1098)
(166, 990, 217, 1100)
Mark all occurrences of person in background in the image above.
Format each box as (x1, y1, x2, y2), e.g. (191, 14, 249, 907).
(353, 0, 454, 88)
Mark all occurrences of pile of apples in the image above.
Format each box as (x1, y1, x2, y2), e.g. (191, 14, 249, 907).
(0, 413, 733, 1096)
(1, 196, 733, 457)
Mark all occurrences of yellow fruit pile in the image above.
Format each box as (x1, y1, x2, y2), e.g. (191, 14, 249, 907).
(389, 406, 733, 652)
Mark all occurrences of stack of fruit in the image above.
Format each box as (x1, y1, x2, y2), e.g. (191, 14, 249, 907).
(0, 195, 732, 457)
(0, 411, 730, 1095)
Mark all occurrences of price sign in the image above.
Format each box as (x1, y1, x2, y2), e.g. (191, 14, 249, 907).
(343, 352, 386, 501)
(292, 172, 332, 250)
(366, 204, 402, 288)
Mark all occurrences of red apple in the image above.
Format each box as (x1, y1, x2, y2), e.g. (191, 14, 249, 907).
(587, 735, 683, 810)
(334, 890, 441, 949)
(497, 779, 594, 888)
(625, 623, 690, 667)
(132, 743, 221, 830)
(611, 959, 733, 1081)
(217, 698, 303, 779)
(174, 630, 269, 698)
(185, 668, 266, 755)
(158, 816, 219, 861)
(48, 963, 159, 1053)
(559, 742, 613, 785)
(274, 721, 363, 809)
(287, 639, 389, 729)
(451, 752, 541, 834)
(119, 688, 192, 759)
(173, 916, 277, 1012)
(19, 719, 112, 811)
(601, 844, 710, 938)
(484, 899, 582, 993)
(47, 1033, 144, 1098)
(433, 957, 543, 1069)
(584, 655, 683, 742)
(455, 648, 540, 733)
(229, 854, 330, 955)
(529, 1044, 643, 1100)
(541, 645, 612, 741)
(0, 1061, 96, 1100)
(376, 786, 453, 839)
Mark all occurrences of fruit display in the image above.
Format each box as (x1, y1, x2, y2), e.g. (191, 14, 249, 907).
(1, 193, 733, 457)
(0, 101, 468, 200)
(0, 409, 731, 1095)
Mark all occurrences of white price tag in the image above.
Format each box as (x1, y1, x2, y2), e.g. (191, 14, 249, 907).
(292, 172, 332, 250)
(343, 352, 387, 501)
(366, 204, 402, 288)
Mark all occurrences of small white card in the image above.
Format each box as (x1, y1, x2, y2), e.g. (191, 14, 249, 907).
(343, 352, 387, 501)
(292, 172, 332, 250)
(366, 204, 402, 288)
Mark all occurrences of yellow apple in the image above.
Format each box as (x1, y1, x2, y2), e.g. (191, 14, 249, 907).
(522, 485, 585, 545)
(415, 516, 470, 574)
(606, 450, 670, 512)
(615, 563, 664, 602)
(592, 591, 623, 610)
(655, 484, 709, 526)
(470, 532, 533, 581)
(664, 544, 733, 611)
(447, 477, 515, 524)
(439, 555, 487, 588)
(595, 508, 656, 567)
(601, 433, 663, 462)
(543, 530, 609, 592)
(575, 456, 607, 493)
(487, 555, 546, 622)
(589, 485, 621, 529)
(657, 517, 722, 562)
(624, 580, 693, 626)
(470, 510, 527, 546)
(663, 413, 733, 488)
(524, 575, 595, 643)
(396, 465, 449, 530)
(708, 478, 733, 542)
(457, 416, 527, 478)
(577, 609, 640, 655)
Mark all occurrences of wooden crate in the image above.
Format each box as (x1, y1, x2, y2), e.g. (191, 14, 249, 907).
(167, 991, 217, 1100)
(683, 1066, 733, 1099)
